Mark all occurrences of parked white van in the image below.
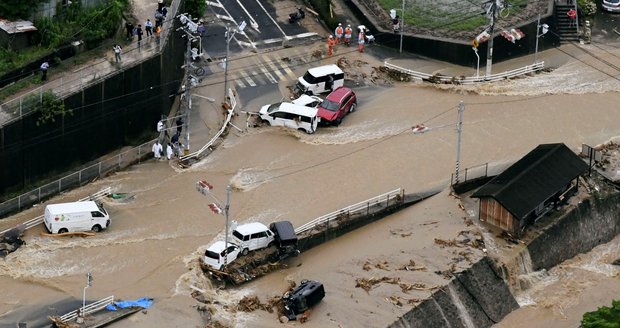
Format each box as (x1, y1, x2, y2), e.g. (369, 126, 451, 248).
(231, 222, 275, 255)
(43, 201, 110, 234)
(259, 102, 319, 134)
(295, 64, 344, 95)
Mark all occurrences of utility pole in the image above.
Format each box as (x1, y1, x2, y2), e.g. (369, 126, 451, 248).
(455, 101, 464, 184)
(400, 0, 405, 53)
(78, 272, 93, 323)
(485, 0, 499, 78)
(196, 181, 232, 269)
(223, 185, 231, 268)
(178, 14, 200, 154)
(224, 21, 246, 101)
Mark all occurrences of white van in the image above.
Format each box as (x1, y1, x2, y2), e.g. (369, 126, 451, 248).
(259, 102, 319, 134)
(43, 201, 110, 234)
(231, 222, 275, 255)
(295, 64, 344, 95)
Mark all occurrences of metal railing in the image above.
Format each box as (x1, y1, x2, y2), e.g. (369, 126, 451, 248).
(384, 61, 545, 84)
(0, 186, 111, 236)
(0, 0, 180, 127)
(295, 188, 403, 235)
(59, 295, 115, 322)
(0, 138, 156, 219)
(450, 161, 516, 186)
(179, 88, 238, 162)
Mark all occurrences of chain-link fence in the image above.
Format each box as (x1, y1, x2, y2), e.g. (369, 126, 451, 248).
(0, 139, 156, 219)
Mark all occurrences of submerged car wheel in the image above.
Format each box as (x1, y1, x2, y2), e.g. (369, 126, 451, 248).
(349, 103, 357, 113)
(58, 228, 68, 234)
(242, 248, 249, 256)
(334, 117, 342, 126)
(91, 225, 102, 232)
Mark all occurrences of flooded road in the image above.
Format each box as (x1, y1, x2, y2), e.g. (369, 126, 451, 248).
(1, 41, 620, 327)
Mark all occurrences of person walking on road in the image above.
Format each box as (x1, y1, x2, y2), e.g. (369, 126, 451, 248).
(335, 23, 343, 44)
(152, 140, 163, 159)
(40, 61, 49, 81)
(113, 44, 122, 63)
(357, 29, 365, 53)
(166, 143, 173, 160)
(136, 24, 143, 49)
(327, 35, 335, 57)
(145, 19, 153, 37)
(125, 22, 134, 41)
(344, 25, 352, 46)
(155, 25, 161, 46)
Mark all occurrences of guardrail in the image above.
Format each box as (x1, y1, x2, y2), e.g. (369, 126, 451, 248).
(0, 136, 155, 219)
(0, 186, 111, 236)
(383, 61, 545, 85)
(59, 295, 115, 322)
(179, 88, 237, 162)
(295, 188, 403, 235)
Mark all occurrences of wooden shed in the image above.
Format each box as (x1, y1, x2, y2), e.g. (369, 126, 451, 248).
(471, 143, 588, 235)
(0, 19, 37, 50)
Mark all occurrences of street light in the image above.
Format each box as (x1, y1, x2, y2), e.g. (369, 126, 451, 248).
(534, 14, 549, 64)
(411, 101, 465, 184)
(196, 181, 232, 268)
(390, 0, 405, 53)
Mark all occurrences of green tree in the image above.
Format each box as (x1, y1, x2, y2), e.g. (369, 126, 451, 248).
(0, 0, 46, 19)
(184, 0, 207, 19)
(582, 300, 620, 328)
(34, 91, 71, 126)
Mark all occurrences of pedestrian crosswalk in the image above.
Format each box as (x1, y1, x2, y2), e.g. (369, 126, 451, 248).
(227, 51, 305, 90)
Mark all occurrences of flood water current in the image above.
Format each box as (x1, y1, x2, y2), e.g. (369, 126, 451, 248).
(1, 42, 620, 327)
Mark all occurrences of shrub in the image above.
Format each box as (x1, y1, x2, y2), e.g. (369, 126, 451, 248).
(581, 300, 620, 328)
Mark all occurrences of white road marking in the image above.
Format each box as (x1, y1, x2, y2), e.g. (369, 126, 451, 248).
(253, 0, 287, 37)
(257, 62, 278, 83)
(249, 69, 267, 85)
(216, 14, 235, 23)
(236, 0, 260, 33)
(234, 76, 246, 88)
(240, 71, 257, 87)
(262, 55, 286, 81)
(206, 1, 223, 8)
(215, 0, 256, 49)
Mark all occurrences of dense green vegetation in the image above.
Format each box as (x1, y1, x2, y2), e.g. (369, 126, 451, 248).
(185, 0, 207, 19)
(34, 91, 70, 126)
(376, 0, 528, 32)
(0, 0, 47, 20)
(582, 300, 620, 328)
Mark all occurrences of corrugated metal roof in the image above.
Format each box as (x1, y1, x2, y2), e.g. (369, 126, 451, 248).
(471, 143, 588, 220)
(0, 19, 38, 34)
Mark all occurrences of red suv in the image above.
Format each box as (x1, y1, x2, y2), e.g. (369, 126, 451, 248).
(317, 87, 357, 125)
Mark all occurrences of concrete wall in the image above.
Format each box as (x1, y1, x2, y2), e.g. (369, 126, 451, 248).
(388, 257, 519, 328)
(527, 191, 620, 271)
(345, 0, 560, 66)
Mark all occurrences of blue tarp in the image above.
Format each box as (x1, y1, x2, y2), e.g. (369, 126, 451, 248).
(105, 297, 153, 311)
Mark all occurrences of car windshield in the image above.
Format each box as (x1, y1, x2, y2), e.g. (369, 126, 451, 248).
(232, 230, 244, 240)
(205, 250, 219, 259)
(266, 102, 282, 114)
(302, 72, 317, 84)
(320, 99, 339, 112)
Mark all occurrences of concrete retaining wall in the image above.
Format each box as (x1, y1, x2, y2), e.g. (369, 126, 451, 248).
(527, 191, 620, 271)
(389, 257, 519, 328)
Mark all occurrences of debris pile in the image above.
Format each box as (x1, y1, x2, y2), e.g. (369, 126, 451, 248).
(355, 276, 432, 293)
(397, 259, 427, 272)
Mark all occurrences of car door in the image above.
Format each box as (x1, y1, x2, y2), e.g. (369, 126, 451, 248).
(339, 95, 352, 119)
(272, 112, 286, 127)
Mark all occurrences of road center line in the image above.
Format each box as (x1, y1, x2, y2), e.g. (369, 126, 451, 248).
(253, 0, 288, 38)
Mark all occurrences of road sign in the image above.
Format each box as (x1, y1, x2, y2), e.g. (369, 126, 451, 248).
(238, 21, 247, 32)
(86, 273, 93, 287)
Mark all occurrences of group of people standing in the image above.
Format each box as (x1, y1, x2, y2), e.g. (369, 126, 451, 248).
(114, 1, 167, 65)
(327, 23, 368, 56)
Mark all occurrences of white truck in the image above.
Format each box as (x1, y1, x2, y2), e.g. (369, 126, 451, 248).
(43, 201, 110, 234)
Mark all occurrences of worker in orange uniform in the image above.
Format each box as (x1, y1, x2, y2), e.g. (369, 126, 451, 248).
(334, 23, 344, 44)
(344, 24, 352, 46)
(357, 29, 365, 53)
(327, 35, 335, 56)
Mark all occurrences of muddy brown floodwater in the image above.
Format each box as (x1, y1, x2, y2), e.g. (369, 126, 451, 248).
(1, 42, 620, 327)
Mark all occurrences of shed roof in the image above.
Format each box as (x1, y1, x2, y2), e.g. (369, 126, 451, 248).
(471, 143, 588, 220)
(0, 19, 37, 34)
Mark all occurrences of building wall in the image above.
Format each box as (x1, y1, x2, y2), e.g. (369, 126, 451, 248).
(479, 198, 518, 234)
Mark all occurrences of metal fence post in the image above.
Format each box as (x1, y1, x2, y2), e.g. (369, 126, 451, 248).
(38, 187, 41, 202)
(18, 195, 21, 210)
(79, 170, 82, 184)
(464, 168, 468, 182)
(138, 146, 141, 163)
(118, 154, 121, 168)
(58, 179, 62, 193)
(99, 162, 102, 176)
(485, 163, 488, 177)
(367, 202, 369, 215)
(19, 97, 23, 117)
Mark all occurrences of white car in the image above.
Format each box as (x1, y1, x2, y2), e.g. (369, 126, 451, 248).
(203, 241, 241, 270)
(231, 222, 275, 255)
(291, 94, 323, 107)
